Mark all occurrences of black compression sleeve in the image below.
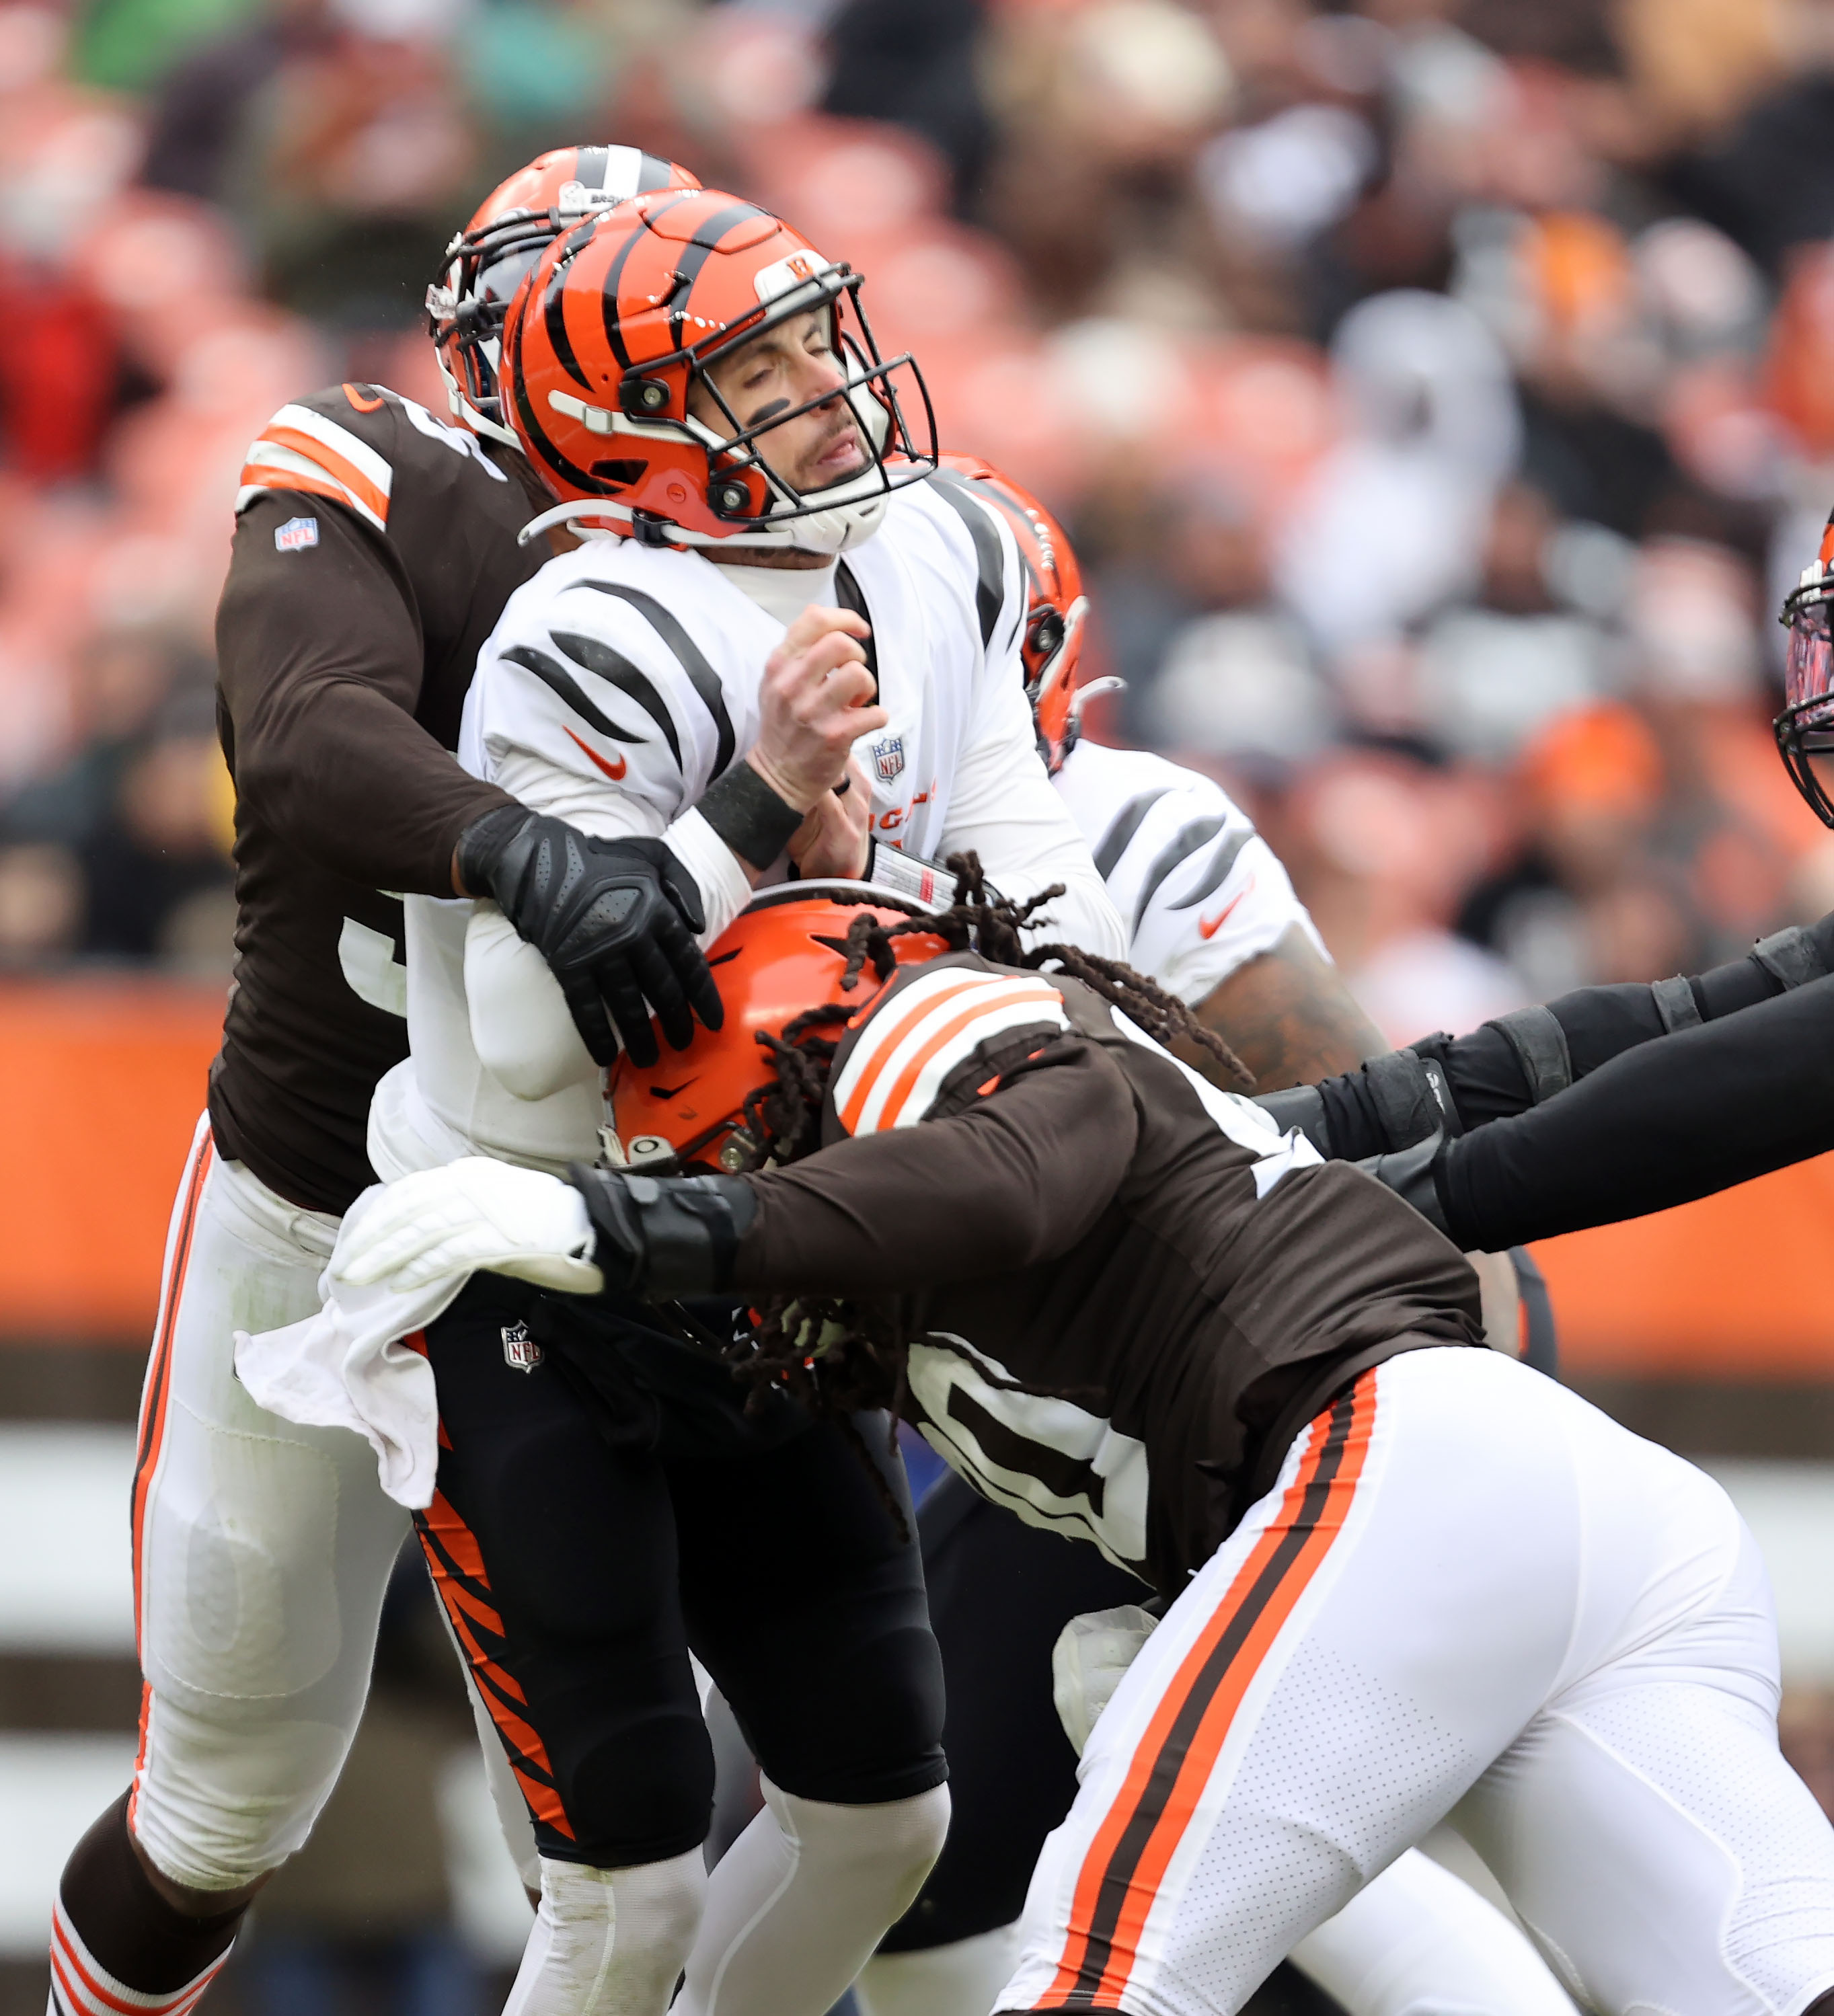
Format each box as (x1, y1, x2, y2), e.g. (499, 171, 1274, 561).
(1435, 974, 1834, 1251)
(1421, 916, 1834, 1130)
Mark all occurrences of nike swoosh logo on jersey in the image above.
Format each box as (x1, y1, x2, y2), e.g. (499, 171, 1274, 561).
(565, 727, 627, 781)
(1198, 878, 1254, 939)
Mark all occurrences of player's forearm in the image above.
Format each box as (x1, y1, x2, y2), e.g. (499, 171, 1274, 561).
(238, 674, 515, 894)
(1264, 919, 1834, 1160)
(1391, 977, 1834, 1251)
(734, 1052, 1135, 1296)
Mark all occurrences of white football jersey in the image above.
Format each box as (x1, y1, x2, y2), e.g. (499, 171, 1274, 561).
(1053, 740, 1325, 1009)
(377, 477, 1124, 1177)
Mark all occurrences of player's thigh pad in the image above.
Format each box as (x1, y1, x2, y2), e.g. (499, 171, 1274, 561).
(132, 1119, 409, 1887)
(997, 1348, 1669, 2016)
(672, 1414, 947, 1809)
(417, 1277, 715, 1867)
(1453, 1406, 1834, 2016)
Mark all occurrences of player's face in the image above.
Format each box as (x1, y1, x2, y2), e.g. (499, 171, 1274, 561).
(690, 309, 867, 495)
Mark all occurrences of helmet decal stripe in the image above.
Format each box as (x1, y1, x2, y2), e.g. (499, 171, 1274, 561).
(573, 145, 608, 192)
(543, 220, 600, 391)
(926, 469, 1007, 648)
(506, 293, 610, 494)
(577, 582, 736, 776)
(597, 196, 695, 371)
(500, 644, 648, 744)
(668, 202, 773, 342)
(549, 626, 683, 769)
(636, 153, 675, 194)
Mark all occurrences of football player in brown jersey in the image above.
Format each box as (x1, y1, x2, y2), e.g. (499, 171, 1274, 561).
(337, 880, 1834, 2016)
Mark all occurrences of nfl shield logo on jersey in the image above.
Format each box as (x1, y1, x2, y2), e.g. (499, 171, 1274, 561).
(871, 736, 905, 783)
(501, 1321, 542, 1373)
(274, 515, 319, 553)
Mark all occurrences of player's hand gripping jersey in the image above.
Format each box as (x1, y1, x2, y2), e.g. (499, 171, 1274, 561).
(215, 381, 540, 1210)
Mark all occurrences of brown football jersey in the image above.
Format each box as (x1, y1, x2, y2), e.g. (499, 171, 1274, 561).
(210, 383, 542, 1213)
(732, 953, 1484, 1592)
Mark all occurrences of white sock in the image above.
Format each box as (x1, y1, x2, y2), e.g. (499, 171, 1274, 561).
(676, 1777, 950, 2016)
(502, 1852, 706, 2016)
(854, 1923, 1025, 2016)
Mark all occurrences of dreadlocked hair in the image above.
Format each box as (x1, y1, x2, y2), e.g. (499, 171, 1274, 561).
(720, 854, 1252, 1539)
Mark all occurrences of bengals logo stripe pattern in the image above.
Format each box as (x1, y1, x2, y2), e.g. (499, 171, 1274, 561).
(415, 1486, 576, 1840)
(235, 402, 395, 532)
(833, 968, 1069, 1137)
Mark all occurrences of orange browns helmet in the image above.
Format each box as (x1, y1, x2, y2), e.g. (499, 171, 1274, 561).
(934, 453, 1088, 774)
(500, 186, 937, 551)
(609, 886, 950, 1174)
(428, 146, 701, 449)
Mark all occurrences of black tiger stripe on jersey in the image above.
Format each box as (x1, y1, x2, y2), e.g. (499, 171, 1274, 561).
(1131, 816, 1227, 935)
(500, 643, 648, 744)
(549, 629, 683, 766)
(1165, 828, 1254, 913)
(1048, 1383, 1371, 2007)
(579, 580, 736, 775)
(926, 470, 1007, 649)
(1093, 790, 1173, 880)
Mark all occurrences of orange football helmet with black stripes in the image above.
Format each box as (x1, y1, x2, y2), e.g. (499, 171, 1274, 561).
(609, 887, 949, 1173)
(428, 145, 701, 449)
(935, 453, 1088, 773)
(500, 186, 936, 549)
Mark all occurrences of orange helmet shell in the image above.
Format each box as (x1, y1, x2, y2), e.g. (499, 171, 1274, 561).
(501, 186, 937, 544)
(935, 453, 1087, 773)
(608, 888, 952, 1171)
(427, 146, 700, 447)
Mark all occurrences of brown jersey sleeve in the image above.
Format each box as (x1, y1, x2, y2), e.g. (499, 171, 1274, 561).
(217, 490, 514, 896)
(732, 1041, 1139, 1296)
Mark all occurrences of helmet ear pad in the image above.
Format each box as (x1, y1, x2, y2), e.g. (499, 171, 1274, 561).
(606, 892, 952, 1169)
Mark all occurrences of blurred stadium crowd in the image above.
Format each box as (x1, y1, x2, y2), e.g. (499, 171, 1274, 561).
(4, 0, 1834, 1034)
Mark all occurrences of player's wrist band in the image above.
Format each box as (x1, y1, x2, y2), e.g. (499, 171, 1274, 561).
(701, 762, 806, 871)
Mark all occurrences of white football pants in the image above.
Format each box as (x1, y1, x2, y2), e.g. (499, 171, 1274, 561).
(855, 1844, 1576, 2016)
(127, 1117, 412, 1889)
(998, 1346, 1834, 2016)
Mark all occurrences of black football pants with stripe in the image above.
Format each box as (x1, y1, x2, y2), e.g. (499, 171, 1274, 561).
(414, 1274, 948, 1868)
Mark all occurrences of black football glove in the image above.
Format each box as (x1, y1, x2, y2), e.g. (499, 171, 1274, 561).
(457, 806, 724, 1069)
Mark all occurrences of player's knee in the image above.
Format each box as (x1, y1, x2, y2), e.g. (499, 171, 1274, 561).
(557, 1702, 714, 1865)
(768, 1778, 950, 1916)
(512, 1852, 706, 2015)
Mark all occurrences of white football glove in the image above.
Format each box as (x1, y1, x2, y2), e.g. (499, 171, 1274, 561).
(332, 1158, 604, 1294)
(1052, 1602, 1160, 1756)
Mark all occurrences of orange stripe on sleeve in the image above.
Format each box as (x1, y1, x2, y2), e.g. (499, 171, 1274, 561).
(871, 983, 1063, 1132)
(236, 464, 354, 514)
(258, 424, 391, 525)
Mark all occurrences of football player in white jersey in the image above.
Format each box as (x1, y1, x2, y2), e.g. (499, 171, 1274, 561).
(307, 188, 1125, 2016)
(851, 461, 1577, 2016)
